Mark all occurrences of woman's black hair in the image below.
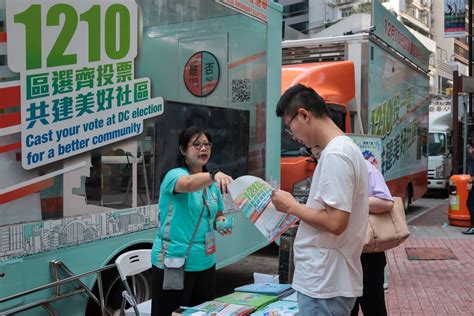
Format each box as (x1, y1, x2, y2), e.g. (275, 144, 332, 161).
(175, 125, 213, 172)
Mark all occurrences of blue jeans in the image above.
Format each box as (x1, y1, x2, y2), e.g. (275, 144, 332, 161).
(298, 291, 356, 316)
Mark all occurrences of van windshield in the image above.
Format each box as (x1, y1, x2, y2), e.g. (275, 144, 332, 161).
(428, 132, 446, 156)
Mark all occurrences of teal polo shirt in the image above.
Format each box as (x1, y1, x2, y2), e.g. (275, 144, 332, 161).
(151, 167, 224, 271)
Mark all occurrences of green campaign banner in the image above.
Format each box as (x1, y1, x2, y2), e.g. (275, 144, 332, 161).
(6, 0, 164, 169)
(372, 0, 430, 72)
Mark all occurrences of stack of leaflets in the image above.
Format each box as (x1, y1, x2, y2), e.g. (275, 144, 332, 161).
(218, 304, 254, 315)
(250, 301, 299, 315)
(234, 283, 294, 299)
(281, 291, 297, 302)
(193, 301, 254, 315)
(215, 292, 278, 310)
(172, 307, 206, 316)
(173, 301, 254, 316)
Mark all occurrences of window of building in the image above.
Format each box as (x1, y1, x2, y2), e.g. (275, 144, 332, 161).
(341, 8, 352, 18)
(407, 6, 416, 18)
(283, 1, 309, 18)
(439, 76, 453, 94)
(291, 21, 308, 32)
(454, 43, 469, 61)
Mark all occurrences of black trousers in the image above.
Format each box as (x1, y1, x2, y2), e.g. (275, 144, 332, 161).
(467, 189, 474, 226)
(351, 252, 387, 316)
(151, 265, 216, 316)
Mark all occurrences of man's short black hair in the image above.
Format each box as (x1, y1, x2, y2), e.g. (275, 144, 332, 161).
(276, 84, 330, 118)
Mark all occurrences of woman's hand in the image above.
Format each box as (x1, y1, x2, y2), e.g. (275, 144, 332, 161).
(215, 216, 233, 236)
(214, 172, 233, 194)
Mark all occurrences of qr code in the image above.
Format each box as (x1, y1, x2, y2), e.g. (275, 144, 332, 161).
(232, 79, 251, 103)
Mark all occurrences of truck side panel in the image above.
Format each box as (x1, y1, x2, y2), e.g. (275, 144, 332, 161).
(0, 1, 283, 314)
(368, 41, 429, 201)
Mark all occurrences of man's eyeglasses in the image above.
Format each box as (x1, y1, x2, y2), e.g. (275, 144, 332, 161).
(190, 142, 212, 150)
(284, 112, 299, 136)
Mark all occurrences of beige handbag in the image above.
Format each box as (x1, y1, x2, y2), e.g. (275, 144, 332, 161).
(363, 197, 410, 253)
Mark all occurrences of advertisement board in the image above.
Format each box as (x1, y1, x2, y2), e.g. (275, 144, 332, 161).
(368, 42, 429, 181)
(444, 0, 466, 38)
(6, 0, 164, 169)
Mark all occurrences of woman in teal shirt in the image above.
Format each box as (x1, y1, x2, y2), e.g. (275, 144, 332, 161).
(151, 126, 233, 315)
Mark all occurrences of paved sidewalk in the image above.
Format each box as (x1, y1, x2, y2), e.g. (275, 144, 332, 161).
(385, 224, 474, 315)
(408, 200, 450, 227)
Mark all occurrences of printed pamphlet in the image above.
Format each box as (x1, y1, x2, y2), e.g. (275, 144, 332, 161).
(215, 292, 278, 309)
(234, 283, 294, 298)
(192, 301, 254, 315)
(228, 176, 298, 241)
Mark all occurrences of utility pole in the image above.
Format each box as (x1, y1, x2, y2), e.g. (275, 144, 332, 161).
(468, 0, 473, 174)
(470, 0, 473, 115)
(453, 68, 460, 174)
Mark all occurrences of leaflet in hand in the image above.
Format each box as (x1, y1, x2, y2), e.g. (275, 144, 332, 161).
(228, 175, 298, 241)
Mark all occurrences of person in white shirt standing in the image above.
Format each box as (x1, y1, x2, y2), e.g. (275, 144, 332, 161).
(271, 84, 369, 315)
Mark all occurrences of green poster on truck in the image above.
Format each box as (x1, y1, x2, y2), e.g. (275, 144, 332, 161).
(6, 0, 164, 169)
(368, 41, 429, 182)
(368, 0, 430, 182)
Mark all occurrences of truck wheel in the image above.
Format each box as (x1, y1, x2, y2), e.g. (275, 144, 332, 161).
(404, 186, 413, 212)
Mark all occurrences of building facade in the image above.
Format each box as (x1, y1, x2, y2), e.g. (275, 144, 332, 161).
(276, 0, 310, 33)
(307, 0, 371, 35)
(282, 0, 469, 94)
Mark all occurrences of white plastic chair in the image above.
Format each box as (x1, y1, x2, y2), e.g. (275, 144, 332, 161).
(115, 249, 152, 316)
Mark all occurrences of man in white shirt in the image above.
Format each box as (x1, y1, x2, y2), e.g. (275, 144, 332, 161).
(272, 84, 368, 315)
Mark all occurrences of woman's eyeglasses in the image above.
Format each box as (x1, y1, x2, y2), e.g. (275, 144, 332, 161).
(191, 142, 212, 150)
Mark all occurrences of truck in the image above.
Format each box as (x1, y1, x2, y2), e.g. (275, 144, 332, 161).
(428, 98, 453, 191)
(0, 1, 283, 315)
(280, 1, 430, 209)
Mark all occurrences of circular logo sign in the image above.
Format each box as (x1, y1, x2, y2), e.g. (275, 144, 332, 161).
(184, 51, 220, 97)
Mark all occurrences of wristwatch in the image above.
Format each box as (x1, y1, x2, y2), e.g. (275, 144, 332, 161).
(210, 167, 220, 181)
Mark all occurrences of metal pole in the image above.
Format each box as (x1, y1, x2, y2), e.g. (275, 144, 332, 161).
(469, 0, 473, 154)
(464, 95, 469, 173)
(0, 263, 115, 303)
(96, 272, 107, 316)
(470, 0, 473, 113)
(453, 71, 460, 174)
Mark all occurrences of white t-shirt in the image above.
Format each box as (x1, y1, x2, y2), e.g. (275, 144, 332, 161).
(292, 136, 369, 299)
